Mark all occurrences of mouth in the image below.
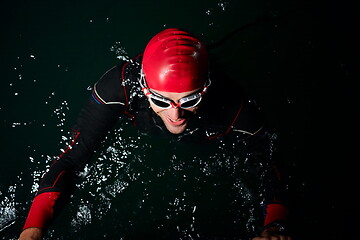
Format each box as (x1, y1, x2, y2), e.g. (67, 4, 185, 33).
(166, 117, 187, 126)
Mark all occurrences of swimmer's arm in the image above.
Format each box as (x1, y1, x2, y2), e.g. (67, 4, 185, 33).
(20, 66, 126, 236)
(19, 227, 43, 240)
(247, 128, 291, 239)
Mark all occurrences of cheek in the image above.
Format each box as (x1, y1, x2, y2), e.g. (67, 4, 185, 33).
(185, 107, 198, 114)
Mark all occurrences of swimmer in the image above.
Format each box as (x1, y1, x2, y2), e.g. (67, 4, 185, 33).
(19, 28, 291, 240)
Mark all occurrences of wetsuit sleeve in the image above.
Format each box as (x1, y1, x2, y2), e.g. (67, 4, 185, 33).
(23, 66, 126, 231)
(261, 151, 289, 229)
(248, 128, 289, 231)
(231, 102, 289, 230)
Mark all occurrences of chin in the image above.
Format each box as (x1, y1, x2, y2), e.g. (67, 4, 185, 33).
(165, 123, 188, 135)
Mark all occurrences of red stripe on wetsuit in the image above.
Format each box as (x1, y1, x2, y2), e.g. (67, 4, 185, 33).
(23, 192, 61, 230)
(23, 170, 66, 230)
(264, 203, 289, 226)
(23, 131, 80, 230)
(208, 102, 244, 140)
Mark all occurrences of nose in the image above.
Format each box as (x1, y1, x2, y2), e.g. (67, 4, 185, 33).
(167, 107, 182, 120)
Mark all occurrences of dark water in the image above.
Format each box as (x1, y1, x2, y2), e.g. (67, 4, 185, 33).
(0, 0, 357, 239)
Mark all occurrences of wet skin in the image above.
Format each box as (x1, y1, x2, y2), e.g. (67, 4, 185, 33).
(148, 89, 200, 135)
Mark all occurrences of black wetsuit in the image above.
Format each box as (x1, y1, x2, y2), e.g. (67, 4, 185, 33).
(23, 55, 289, 234)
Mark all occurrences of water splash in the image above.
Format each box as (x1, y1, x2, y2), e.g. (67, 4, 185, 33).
(71, 201, 92, 230)
(110, 42, 131, 62)
(218, 0, 229, 11)
(52, 100, 70, 132)
(59, 120, 276, 239)
(0, 185, 17, 232)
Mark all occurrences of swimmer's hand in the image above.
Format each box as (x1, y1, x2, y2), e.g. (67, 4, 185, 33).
(19, 227, 43, 240)
(252, 225, 292, 240)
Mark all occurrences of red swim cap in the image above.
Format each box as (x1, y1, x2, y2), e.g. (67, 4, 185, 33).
(142, 28, 208, 93)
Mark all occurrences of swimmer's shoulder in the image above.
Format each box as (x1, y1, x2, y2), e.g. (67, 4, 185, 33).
(93, 56, 142, 103)
(231, 100, 264, 136)
(92, 65, 123, 103)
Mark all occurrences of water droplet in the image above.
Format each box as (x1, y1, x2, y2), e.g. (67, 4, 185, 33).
(218, 1, 228, 11)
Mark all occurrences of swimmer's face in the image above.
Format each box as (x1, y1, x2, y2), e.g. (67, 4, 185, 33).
(148, 89, 199, 135)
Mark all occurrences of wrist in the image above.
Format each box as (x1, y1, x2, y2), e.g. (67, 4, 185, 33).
(19, 227, 43, 240)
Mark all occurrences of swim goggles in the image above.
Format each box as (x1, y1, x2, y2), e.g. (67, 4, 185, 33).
(139, 69, 211, 109)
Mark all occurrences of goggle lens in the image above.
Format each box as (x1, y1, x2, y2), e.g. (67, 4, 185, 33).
(149, 97, 172, 109)
(179, 97, 202, 109)
(148, 91, 203, 109)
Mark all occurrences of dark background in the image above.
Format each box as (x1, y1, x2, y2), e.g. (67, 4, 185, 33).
(0, 0, 357, 239)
